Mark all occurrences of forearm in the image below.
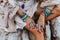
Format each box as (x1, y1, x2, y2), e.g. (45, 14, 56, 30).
(36, 13, 44, 40)
(46, 5, 60, 21)
(46, 13, 59, 21)
(17, 8, 23, 15)
(37, 13, 45, 26)
(17, 8, 33, 25)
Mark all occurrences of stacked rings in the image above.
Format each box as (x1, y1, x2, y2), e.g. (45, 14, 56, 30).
(29, 20, 34, 26)
(36, 24, 43, 28)
(36, 24, 41, 28)
(43, 7, 51, 17)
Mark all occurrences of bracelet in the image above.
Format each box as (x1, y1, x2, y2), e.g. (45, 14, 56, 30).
(43, 7, 51, 17)
(29, 20, 34, 27)
(19, 13, 28, 20)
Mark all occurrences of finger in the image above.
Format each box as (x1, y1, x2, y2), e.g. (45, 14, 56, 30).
(25, 24, 30, 30)
(33, 23, 36, 26)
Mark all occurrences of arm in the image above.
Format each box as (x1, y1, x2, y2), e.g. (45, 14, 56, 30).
(46, 7, 60, 21)
(37, 13, 45, 26)
(17, 8, 32, 24)
(17, 8, 44, 40)
(17, 8, 36, 30)
(35, 13, 45, 40)
(46, 13, 59, 21)
(35, 3, 42, 16)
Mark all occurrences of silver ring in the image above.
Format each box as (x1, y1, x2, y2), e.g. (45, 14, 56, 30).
(36, 24, 43, 29)
(36, 24, 40, 28)
(29, 20, 34, 27)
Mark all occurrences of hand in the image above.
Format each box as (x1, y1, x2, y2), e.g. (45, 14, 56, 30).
(35, 3, 42, 16)
(24, 17, 44, 40)
(25, 24, 44, 40)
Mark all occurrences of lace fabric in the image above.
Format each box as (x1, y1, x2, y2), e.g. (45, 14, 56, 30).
(41, 0, 60, 7)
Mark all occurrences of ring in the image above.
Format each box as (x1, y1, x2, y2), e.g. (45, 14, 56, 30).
(36, 24, 40, 28)
(29, 20, 34, 27)
(36, 24, 43, 28)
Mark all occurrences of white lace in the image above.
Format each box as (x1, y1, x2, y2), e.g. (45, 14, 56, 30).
(41, 0, 60, 7)
(18, 0, 38, 17)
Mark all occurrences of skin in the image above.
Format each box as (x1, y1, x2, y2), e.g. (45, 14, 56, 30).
(25, 13, 44, 40)
(17, 0, 60, 40)
(17, 7, 44, 40)
(0, 0, 44, 40)
(1, 0, 60, 40)
(29, 0, 60, 40)
(0, 0, 1, 2)
(35, 0, 60, 21)
(46, 5, 60, 21)
(17, 0, 45, 40)
(1, 0, 48, 40)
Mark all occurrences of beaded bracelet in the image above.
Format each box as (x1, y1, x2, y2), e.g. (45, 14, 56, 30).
(36, 24, 43, 28)
(43, 7, 51, 17)
(19, 13, 28, 20)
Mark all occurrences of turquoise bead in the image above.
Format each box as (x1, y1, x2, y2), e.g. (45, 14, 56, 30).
(43, 7, 50, 17)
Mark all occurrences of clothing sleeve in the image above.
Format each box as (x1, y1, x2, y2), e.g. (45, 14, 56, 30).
(15, 16, 26, 29)
(8, 0, 26, 29)
(8, 0, 19, 19)
(40, 0, 60, 7)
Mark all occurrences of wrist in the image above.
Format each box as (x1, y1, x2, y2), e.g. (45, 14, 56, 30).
(35, 35, 41, 40)
(35, 35, 44, 40)
(24, 16, 32, 24)
(17, 9, 23, 15)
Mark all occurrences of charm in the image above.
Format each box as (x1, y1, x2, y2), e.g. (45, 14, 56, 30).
(19, 13, 28, 20)
(21, 4, 25, 9)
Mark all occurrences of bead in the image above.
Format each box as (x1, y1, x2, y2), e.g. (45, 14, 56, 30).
(21, 4, 25, 9)
(43, 7, 50, 17)
(19, 13, 28, 20)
